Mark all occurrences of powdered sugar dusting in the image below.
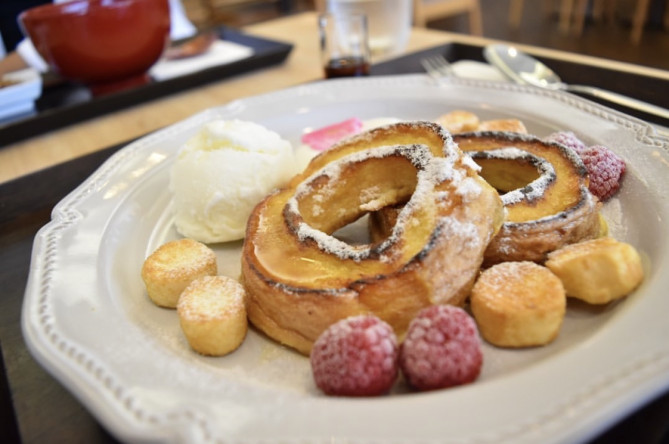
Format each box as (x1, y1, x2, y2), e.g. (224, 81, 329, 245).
(310, 315, 399, 396)
(580, 145, 626, 201)
(142, 238, 217, 280)
(469, 147, 556, 206)
(177, 275, 245, 321)
(295, 222, 370, 260)
(544, 131, 587, 154)
(359, 185, 382, 204)
(285, 142, 467, 262)
(456, 177, 483, 203)
(441, 217, 482, 252)
(479, 261, 533, 289)
(473, 261, 564, 315)
(461, 154, 481, 172)
(400, 305, 482, 390)
(333, 120, 461, 163)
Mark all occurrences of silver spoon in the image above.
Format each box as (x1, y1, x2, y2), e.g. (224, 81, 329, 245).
(483, 44, 669, 121)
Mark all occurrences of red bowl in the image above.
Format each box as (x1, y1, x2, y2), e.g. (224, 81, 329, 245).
(19, 0, 170, 87)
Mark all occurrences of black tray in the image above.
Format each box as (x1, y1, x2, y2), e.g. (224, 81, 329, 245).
(371, 42, 669, 128)
(0, 27, 293, 148)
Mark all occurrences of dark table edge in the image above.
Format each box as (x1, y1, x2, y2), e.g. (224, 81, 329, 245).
(371, 42, 669, 128)
(0, 141, 126, 228)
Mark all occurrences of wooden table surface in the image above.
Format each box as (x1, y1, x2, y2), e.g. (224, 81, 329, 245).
(1, 11, 667, 185)
(0, 12, 444, 184)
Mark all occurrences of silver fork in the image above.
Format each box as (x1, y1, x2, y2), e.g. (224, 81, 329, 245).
(420, 55, 456, 80)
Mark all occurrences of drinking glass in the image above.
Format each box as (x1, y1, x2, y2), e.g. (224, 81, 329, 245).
(325, 0, 412, 57)
(319, 12, 371, 78)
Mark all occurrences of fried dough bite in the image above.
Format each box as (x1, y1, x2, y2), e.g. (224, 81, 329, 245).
(141, 238, 217, 308)
(545, 237, 643, 304)
(178, 275, 247, 356)
(471, 261, 566, 347)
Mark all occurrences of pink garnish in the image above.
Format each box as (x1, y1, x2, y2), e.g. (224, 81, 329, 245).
(301, 118, 363, 151)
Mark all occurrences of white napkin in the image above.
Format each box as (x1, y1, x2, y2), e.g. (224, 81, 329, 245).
(150, 39, 254, 81)
(449, 60, 509, 82)
(0, 68, 42, 121)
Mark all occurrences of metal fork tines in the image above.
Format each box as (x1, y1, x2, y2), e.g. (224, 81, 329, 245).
(421, 55, 456, 80)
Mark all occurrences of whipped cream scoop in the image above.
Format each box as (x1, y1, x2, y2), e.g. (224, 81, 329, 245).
(170, 119, 297, 243)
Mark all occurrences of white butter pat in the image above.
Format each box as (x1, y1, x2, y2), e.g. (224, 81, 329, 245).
(170, 119, 297, 243)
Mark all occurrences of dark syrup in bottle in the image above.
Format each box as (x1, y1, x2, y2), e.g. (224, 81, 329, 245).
(324, 56, 370, 78)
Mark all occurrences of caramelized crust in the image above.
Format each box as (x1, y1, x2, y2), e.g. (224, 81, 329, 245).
(241, 122, 503, 354)
(455, 132, 601, 265)
(373, 132, 601, 266)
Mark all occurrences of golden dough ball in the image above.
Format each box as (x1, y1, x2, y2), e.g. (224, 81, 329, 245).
(177, 275, 247, 356)
(476, 119, 528, 134)
(435, 110, 480, 133)
(545, 237, 644, 304)
(471, 261, 566, 347)
(141, 238, 217, 308)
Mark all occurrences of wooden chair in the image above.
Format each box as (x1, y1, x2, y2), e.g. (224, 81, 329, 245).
(623, 0, 669, 44)
(508, 0, 584, 33)
(197, 0, 287, 27)
(630, 0, 652, 43)
(508, 0, 559, 29)
(572, 0, 616, 35)
(571, 0, 668, 44)
(413, 0, 483, 35)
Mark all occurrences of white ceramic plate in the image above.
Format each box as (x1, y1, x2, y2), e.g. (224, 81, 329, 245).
(23, 75, 669, 444)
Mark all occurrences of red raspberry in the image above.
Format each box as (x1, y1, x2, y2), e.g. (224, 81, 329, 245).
(310, 315, 398, 396)
(400, 305, 482, 391)
(579, 145, 626, 201)
(544, 131, 587, 154)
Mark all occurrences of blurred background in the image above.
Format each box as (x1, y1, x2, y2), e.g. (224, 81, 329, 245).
(178, 0, 669, 70)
